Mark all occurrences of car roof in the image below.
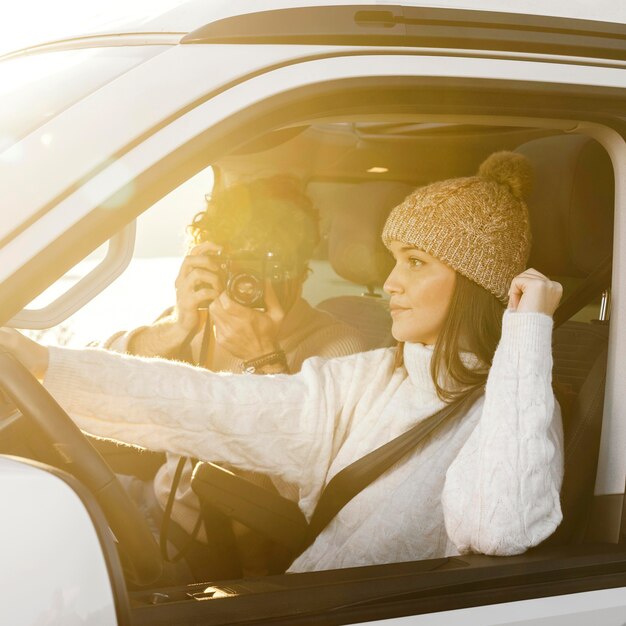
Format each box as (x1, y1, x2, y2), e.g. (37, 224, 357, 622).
(81, 1, 626, 35)
(4, 0, 625, 57)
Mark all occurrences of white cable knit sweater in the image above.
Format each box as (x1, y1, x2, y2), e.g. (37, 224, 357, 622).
(43, 310, 563, 572)
(104, 298, 367, 541)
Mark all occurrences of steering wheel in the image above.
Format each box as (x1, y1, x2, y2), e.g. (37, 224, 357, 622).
(0, 351, 163, 586)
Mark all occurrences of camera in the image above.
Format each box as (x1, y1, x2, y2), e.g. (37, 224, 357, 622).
(208, 250, 296, 309)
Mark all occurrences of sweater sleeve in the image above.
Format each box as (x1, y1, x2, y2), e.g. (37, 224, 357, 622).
(43, 346, 364, 508)
(100, 327, 147, 353)
(442, 311, 564, 556)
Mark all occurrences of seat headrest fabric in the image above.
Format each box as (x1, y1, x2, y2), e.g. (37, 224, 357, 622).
(319, 181, 414, 288)
(515, 135, 614, 277)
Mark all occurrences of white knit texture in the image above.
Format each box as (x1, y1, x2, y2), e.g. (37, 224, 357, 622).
(44, 310, 563, 572)
(104, 298, 368, 538)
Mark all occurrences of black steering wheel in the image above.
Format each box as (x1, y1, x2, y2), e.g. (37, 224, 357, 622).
(0, 351, 163, 586)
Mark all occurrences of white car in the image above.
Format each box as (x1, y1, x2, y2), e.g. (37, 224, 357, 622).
(0, 2, 625, 625)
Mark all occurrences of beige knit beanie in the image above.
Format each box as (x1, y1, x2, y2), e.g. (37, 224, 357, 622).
(382, 151, 533, 304)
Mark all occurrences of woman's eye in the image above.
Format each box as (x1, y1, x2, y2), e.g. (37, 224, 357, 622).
(409, 257, 423, 268)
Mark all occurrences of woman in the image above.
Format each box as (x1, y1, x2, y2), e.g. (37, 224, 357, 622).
(0, 151, 564, 572)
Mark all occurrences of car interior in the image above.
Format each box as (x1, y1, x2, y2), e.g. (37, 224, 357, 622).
(188, 128, 616, 561)
(0, 116, 623, 624)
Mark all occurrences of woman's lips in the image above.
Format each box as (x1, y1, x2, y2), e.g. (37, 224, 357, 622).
(390, 306, 409, 316)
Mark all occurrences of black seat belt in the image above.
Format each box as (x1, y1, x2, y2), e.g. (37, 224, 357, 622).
(191, 385, 485, 563)
(295, 384, 485, 558)
(553, 255, 612, 329)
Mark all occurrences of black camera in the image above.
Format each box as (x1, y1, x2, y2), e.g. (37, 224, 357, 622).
(209, 250, 296, 309)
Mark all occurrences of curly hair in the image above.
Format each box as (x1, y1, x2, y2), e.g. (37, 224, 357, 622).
(187, 176, 319, 273)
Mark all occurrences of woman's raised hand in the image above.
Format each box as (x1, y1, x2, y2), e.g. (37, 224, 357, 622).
(0, 328, 49, 379)
(507, 268, 563, 316)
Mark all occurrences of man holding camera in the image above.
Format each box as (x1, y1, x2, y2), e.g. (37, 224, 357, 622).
(105, 176, 366, 580)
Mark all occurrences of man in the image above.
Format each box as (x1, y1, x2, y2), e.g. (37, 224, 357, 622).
(105, 175, 366, 580)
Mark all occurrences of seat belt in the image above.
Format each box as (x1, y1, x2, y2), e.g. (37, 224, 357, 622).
(295, 384, 485, 559)
(553, 255, 612, 329)
(160, 313, 212, 562)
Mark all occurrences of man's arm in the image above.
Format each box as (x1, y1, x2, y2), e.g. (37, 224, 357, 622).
(107, 241, 224, 359)
(101, 308, 194, 359)
(125, 313, 195, 358)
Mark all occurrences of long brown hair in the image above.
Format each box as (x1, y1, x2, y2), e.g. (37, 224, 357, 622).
(394, 273, 505, 403)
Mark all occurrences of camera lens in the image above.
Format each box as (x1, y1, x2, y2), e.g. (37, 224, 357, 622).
(227, 272, 264, 307)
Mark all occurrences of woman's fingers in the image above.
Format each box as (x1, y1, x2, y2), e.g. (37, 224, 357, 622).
(507, 268, 563, 316)
(0, 327, 19, 353)
(176, 253, 220, 285)
(193, 241, 222, 253)
(180, 268, 222, 293)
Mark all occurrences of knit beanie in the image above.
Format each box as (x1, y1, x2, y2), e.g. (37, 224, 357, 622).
(382, 151, 533, 304)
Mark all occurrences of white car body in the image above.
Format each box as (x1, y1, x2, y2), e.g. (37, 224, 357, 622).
(0, 2, 624, 625)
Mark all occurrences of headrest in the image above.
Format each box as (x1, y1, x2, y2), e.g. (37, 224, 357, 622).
(515, 135, 614, 277)
(315, 181, 414, 288)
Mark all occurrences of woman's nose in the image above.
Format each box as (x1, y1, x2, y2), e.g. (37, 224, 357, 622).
(383, 265, 403, 295)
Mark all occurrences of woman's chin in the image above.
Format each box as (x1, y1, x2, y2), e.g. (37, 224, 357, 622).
(391, 322, 435, 345)
(391, 329, 406, 343)
(391, 324, 416, 344)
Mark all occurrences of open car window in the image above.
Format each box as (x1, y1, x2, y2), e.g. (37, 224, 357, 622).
(17, 170, 210, 347)
(23, 115, 613, 347)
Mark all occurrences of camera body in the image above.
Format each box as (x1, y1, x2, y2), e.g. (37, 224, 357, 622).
(209, 250, 296, 309)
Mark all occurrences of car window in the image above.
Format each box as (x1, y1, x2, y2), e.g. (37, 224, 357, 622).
(27, 166, 378, 348)
(23, 166, 211, 347)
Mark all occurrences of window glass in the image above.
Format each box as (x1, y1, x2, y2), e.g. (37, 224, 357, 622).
(27, 166, 213, 347)
(27, 171, 378, 348)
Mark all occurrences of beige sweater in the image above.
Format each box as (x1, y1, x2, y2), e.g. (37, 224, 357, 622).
(44, 310, 563, 572)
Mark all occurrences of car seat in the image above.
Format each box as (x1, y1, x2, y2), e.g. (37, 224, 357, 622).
(515, 134, 614, 545)
(314, 180, 414, 349)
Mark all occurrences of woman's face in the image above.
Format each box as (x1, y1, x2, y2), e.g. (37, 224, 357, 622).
(383, 241, 457, 345)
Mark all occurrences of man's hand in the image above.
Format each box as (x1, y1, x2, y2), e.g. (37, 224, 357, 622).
(507, 268, 563, 316)
(0, 328, 49, 379)
(209, 281, 286, 361)
(173, 241, 224, 336)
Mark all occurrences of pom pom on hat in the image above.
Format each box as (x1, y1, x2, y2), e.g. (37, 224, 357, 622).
(478, 150, 533, 199)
